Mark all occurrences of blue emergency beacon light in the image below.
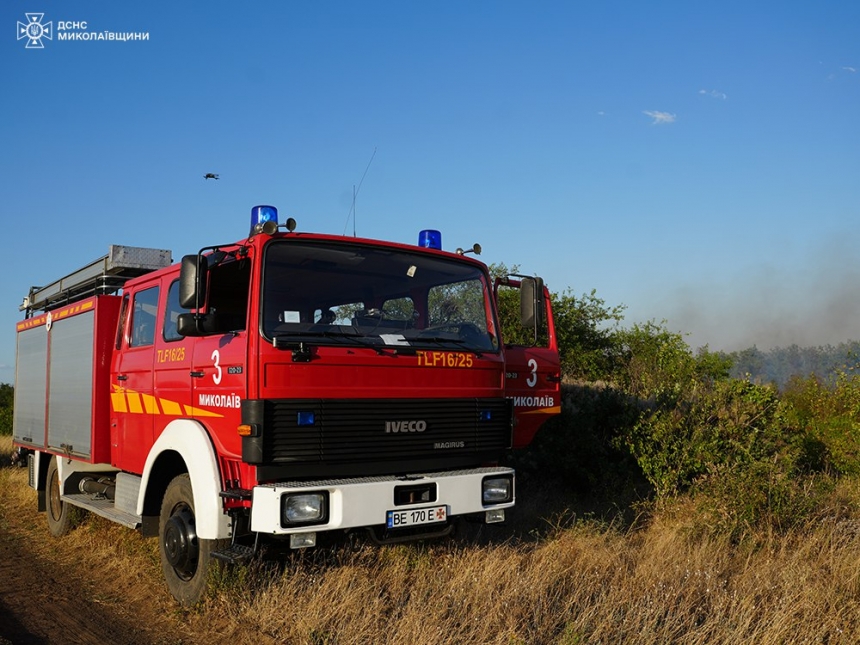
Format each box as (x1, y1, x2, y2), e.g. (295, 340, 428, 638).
(418, 229, 442, 250)
(250, 205, 279, 235)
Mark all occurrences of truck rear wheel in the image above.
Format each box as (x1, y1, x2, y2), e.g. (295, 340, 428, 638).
(159, 473, 223, 606)
(46, 456, 75, 537)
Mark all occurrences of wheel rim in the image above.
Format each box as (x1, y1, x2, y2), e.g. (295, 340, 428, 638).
(48, 469, 62, 521)
(163, 502, 199, 580)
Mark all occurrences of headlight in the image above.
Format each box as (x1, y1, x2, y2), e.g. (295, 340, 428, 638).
(281, 492, 328, 526)
(482, 476, 513, 504)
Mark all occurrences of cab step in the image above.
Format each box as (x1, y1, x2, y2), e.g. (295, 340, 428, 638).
(62, 493, 141, 529)
(212, 543, 256, 565)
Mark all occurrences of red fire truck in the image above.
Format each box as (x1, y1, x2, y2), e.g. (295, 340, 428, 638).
(13, 206, 560, 605)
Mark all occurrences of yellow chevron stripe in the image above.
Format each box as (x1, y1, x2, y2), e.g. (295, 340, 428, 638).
(142, 393, 160, 414)
(111, 391, 128, 413)
(519, 406, 562, 416)
(184, 405, 221, 418)
(126, 392, 144, 414)
(160, 399, 183, 415)
(109, 385, 223, 418)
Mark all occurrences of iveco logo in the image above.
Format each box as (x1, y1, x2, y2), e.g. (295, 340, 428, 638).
(385, 420, 427, 433)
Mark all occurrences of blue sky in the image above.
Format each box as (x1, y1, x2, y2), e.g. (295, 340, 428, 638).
(2, 1, 859, 384)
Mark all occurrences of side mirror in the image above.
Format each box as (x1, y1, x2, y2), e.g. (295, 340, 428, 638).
(176, 312, 225, 337)
(519, 277, 545, 330)
(176, 313, 203, 337)
(179, 254, 207, 309)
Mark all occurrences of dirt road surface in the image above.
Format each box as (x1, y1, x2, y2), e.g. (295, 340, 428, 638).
(0, 529, 160, 645)
(0, 449, 215, 645)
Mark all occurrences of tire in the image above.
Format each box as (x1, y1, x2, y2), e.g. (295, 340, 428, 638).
(159, 473, 224, 606)
(46, 456, 75, 537)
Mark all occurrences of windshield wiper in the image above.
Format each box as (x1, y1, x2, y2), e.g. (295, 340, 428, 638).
(412, 335, 484, 356)
(271, 328, 386, 354)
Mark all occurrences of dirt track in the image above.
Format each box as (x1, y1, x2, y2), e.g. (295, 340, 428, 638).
(0, 453, 198, 645)
(0, 529, 154, 645)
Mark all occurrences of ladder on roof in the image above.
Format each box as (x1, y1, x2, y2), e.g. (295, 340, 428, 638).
(20, 245, 172, 317)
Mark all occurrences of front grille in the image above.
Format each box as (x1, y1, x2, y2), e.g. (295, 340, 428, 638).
(261, 398, 512, 464)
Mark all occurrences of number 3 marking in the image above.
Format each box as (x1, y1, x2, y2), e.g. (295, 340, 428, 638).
(526, 358, 538, 388)
(211, 349, 222, 384)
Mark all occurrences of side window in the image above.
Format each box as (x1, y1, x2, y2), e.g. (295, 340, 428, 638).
(208, 260, 250, 332)
(116, 294, 130, 349)
(163, 280, 186, 342)
(427, 280, 486, 329)
(130, 286, 159, 348)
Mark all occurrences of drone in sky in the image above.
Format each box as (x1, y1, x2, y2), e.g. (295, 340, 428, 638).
(203, 173, 219, 180)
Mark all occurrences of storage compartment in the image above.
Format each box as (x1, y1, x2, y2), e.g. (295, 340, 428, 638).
(13, 295, 122, 463)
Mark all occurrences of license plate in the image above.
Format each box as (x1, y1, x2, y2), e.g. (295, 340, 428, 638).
(386, 505, 447, 529)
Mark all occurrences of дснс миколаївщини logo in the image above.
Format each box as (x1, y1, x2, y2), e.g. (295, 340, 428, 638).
(17, 13, 52, 48)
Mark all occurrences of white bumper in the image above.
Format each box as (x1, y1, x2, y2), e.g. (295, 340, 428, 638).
(250, 466, 514, 534)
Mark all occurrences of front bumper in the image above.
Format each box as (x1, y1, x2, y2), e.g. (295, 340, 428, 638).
(250, 466, 514, 535)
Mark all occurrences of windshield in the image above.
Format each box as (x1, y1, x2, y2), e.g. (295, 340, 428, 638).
(261, 240, 499, 352)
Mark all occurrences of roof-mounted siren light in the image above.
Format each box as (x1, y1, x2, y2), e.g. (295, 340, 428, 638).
(418, 229, 442, 250)
(250, 204, 279, 235)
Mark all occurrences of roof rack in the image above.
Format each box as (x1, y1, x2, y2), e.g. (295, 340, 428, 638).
(20, 245, 172, 317)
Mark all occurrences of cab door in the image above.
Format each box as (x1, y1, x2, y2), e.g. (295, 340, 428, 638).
(189, 333, 246, 459)
(111, 283, 160, 473)
(187, 255, 251, 460)
(496, 277, 561, 448)
(152, 277, 195, 443)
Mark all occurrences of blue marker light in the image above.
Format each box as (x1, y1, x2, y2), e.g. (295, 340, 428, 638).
(418, 229, 442, 250)
(250, 205, 278, 234)
(297, 411, 315, 427)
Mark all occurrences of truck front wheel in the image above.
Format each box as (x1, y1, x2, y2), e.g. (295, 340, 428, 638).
(159, 473, 223, 606)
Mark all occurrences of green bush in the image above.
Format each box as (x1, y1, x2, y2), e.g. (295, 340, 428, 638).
(0, 383, 12, 436)
(618, 365, 840, 538)
(612, 322, 699, 405)
(782, 371, 860, 476)
(550, 289, 625, 381)
(0, 406, 12, 436)
(511, 322, 744, 512)
(622, 378, 799, 496)
(611, 322, 732, 404)
(0, 383, 12, 408)
(510, 382, 642, 496)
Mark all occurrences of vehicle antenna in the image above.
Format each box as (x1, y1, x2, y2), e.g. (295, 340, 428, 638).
(344, 147, 377, 236)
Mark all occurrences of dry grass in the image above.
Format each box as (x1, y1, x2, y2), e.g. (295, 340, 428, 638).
(4, 434, 860, 644)
(222, 508, 860, 645)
